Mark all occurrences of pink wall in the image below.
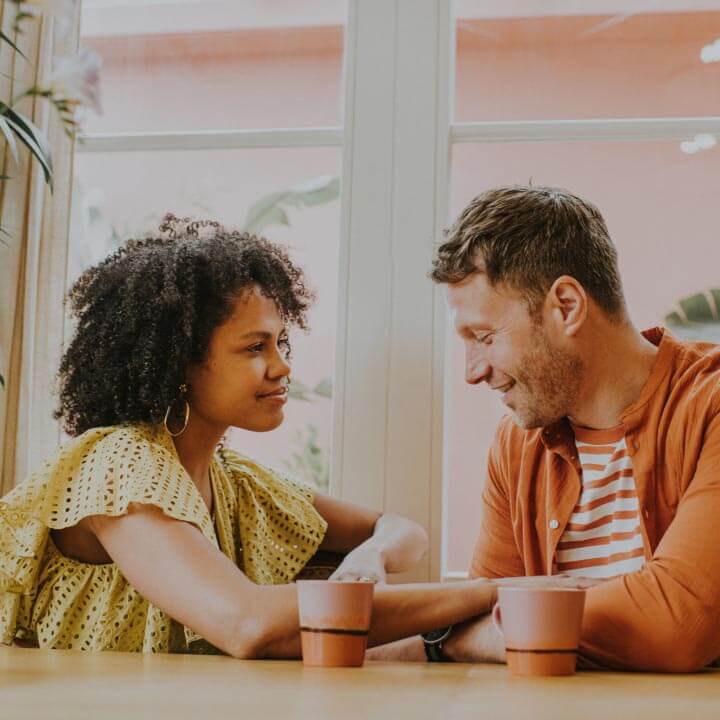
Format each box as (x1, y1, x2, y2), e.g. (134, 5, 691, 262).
(84, 27, 343, 133)
(456, 12, 720, 120)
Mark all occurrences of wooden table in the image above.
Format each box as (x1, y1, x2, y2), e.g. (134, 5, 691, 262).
(1, 646, 718, 720)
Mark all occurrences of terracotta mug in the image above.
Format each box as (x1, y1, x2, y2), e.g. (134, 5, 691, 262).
(492, 586, 586, 676)
(297, 580, 374, 667)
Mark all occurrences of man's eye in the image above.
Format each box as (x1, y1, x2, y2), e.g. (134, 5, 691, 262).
(248, 343, 265, 353)
(477, 333, 493, 345)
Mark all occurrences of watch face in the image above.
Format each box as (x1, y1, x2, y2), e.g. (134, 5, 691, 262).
(422, 626, 451, 643)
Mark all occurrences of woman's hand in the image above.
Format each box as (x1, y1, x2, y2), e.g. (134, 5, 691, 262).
(313, 494, 428, 578)
(330, 544, 387, 583)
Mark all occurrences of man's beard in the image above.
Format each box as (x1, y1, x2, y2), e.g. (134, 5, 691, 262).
(507, 325, 583, 430)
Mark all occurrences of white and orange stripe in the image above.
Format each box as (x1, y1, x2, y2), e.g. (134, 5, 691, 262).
(555, 425, 645, 579)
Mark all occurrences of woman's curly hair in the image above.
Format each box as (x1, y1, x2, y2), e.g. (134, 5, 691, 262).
(56, 214, 314, 436)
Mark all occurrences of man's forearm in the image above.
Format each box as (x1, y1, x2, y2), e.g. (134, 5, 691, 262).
(442, 614, 506, 664)
(368, 579, 495, 647)
(366, 636, 427, 662)
(367, 613, 507, 664)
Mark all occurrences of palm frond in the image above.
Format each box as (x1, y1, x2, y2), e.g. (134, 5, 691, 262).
(665, 289, 720, 325)
(0, 29, 26, 59)
(0, 115, 20, 165)
(0, 102, 53, 188)
(243, 175, 340, 234)
(288, 378, 314, 402)
(313, 378, 333, 399)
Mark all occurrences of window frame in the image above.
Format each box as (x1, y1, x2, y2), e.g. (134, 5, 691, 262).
(75, 0, 720, 582)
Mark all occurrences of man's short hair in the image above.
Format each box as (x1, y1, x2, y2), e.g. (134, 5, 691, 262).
(430, 185, 626, 320)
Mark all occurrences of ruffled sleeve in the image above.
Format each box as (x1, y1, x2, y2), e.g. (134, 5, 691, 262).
(219, 448, 327, 585)
(0, 425, 214, 598)
(37, 425, 214, 536)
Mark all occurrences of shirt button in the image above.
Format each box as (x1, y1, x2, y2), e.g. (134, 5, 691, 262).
(549, 519, 559, 530)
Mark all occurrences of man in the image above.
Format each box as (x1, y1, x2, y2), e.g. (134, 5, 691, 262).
(370, 185, 720, 671)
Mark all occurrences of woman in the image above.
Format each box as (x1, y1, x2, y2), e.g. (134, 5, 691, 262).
(0, 215, 496, 656)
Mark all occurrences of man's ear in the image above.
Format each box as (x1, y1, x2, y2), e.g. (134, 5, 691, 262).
(546, 275, 587, 337)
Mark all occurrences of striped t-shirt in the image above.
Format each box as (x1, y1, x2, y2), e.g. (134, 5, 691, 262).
(555, 424, 645, 579)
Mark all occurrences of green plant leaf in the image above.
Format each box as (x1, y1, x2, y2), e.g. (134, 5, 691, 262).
(246, 201, 290, 233)
(0, 29, 26, 59)
(243, 175, 340, 234)
(0, 224, 11, 245)
(281, 423, 329, 491)
(313, 377, 333, 399)
(679, 293, 715, 323)
(711, 289, 720, 316)
(288, 377, 313, 401)
(0, 102, 53, 188)
(665, 289, 720, 325)
(664, 311, 684, 325)
(0, 115, 20, 165)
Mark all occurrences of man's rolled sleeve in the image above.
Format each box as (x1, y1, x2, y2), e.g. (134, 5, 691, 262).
(581, 414, 720, 672)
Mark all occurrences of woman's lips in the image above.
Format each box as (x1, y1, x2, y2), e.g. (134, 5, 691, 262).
(257, 389, 288, 404)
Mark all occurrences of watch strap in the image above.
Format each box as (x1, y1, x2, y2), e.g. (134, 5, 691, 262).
(421, 626, 453, 662)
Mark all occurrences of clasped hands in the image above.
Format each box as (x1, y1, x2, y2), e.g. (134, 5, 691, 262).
(443, 574, 601, 664)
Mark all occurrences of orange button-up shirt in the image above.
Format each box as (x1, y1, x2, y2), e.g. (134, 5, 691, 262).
(469, 328, 720, 671)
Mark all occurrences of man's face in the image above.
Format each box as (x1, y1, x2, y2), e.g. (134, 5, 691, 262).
(446, 273, 582, 429)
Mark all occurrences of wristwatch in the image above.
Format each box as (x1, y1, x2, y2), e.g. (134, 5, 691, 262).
(421, 626, 453, 662)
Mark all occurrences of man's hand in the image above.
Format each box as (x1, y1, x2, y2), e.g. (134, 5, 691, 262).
(330, 545, 387, 583)
(442, 576, 602, 664)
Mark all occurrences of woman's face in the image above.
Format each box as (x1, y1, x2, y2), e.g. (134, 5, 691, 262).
(186, 285, 292, 433)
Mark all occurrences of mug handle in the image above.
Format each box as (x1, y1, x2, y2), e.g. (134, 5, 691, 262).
(491, 602, 503, 636)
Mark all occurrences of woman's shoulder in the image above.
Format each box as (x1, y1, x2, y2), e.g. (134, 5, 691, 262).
(3, 422, 209, 532)
(55, 422, 178, 479)
(73, 422, 170, 456)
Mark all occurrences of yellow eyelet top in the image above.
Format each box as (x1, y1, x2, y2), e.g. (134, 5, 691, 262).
(0, 424, 327, 653)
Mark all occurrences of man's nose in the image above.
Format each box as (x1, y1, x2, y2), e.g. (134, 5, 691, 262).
(465, 355, 491, 385)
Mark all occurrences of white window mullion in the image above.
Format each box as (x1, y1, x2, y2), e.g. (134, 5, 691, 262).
(331, 0, 398, 513)
(76, 127, 343, 153)
(334, 0, 451, 582)
(452, 117, 720, 144)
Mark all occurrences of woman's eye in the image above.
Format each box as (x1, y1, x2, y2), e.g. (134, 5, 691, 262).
(478, 333, 493, 345)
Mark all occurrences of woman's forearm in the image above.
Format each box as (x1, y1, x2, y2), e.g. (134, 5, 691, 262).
(367, 578, 495, 647)
(253, 578, 496, 659)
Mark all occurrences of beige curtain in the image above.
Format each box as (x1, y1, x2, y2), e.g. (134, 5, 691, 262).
(0, 2, 81, 494)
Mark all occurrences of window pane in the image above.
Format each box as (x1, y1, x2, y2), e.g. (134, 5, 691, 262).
(69, 147, 341, 491)
(454, 1, 720, 121)
(445, 139, 720, 572)
(81, 0, 346, 132)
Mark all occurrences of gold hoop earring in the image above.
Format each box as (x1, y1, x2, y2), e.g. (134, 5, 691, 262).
(164, 383, 190, 437)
